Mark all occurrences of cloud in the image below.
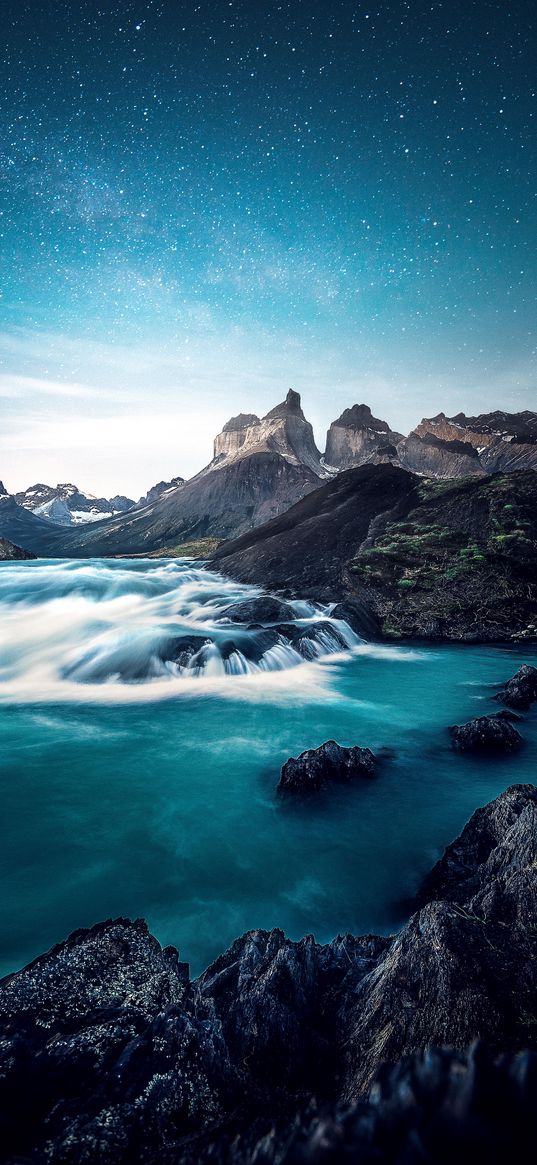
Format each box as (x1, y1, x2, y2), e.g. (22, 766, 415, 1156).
(0, 374, 105, 400)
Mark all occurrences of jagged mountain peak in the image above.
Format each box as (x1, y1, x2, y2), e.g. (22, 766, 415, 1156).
(263, 388, 304, 420)
(332, 403, 391, 433)
(211, 389, 322, 476)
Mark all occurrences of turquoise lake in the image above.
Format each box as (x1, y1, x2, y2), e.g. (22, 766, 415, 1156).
(1, 558, 536, 978)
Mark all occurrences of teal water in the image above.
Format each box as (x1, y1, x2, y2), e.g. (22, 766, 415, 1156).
(1, 558, 536, 978)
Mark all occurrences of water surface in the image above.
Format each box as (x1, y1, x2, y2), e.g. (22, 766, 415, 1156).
(1, 558, 536, 977)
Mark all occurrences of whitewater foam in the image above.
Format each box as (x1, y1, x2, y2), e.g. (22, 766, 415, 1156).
(0, 558, 384, 705)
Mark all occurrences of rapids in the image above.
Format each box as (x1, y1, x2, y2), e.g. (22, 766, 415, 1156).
(1, 557, 537, 980)
(0, 558, 358, 702)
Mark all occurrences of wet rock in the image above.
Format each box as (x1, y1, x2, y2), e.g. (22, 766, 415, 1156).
(331, 597, 380, 640)
(162, 635, 212, 667)
(220, 596, 297, 624)
(0, 785, 536, 1162)
(278, 739, 377, 795)
(495, 663, 537, 710)
(292, 621, 350, 659)
(449, 712, 523, 753)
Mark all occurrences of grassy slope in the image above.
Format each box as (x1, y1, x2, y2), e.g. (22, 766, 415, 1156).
(346, 473, 537, 640)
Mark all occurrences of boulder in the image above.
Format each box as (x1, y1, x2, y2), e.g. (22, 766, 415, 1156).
(495, 663, 537, 711)
(162, 635, 212, 667)
(292, 621, 350, 659)
(278, 739, 377, 795)
(331, 597, 381, 640)
(220, 596, 297, 624)
(449, 711, 523, 753)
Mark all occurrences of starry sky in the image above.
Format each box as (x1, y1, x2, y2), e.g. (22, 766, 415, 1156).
(1, 0, 535, 495)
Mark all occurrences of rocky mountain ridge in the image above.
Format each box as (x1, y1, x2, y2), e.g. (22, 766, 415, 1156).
(1, 394, 536, 558)
(0, 783, 535, 1162)
(212, 465, 537, 642)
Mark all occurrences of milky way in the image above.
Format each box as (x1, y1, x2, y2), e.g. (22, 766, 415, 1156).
(1, 1, 535, 493)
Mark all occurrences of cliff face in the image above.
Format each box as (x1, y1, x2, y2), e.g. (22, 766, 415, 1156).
(324, 406, 537, 479)
(397, 432, 485, 477)
(0, 785, 535, 1163)
(325, 404, 403, 470)
(399, 410, 537, 477)
(211, 390, 323, 477)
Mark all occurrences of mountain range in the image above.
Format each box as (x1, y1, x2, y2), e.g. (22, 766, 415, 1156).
(1, 393, 536, 558)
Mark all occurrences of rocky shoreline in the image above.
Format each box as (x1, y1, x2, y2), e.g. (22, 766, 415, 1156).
(1, 783, 535, 1163)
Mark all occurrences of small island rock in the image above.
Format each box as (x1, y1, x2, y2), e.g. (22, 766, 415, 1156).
(278, 739, 377, 795)
(449, 712, 523, 754)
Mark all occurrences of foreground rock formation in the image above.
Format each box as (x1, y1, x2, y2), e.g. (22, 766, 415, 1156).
(213, 465, 537, 641)
(0, 784, 535, 1163)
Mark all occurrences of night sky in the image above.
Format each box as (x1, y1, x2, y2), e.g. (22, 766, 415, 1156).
(1, 0, 535, 495)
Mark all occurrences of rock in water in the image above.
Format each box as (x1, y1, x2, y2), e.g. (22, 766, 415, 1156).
(278, 739, 377, 794)
(495, 663, 537, 710)
(0, 785, 535, 1162)
(219, 596, 297, 624)
(449, 712, 523, 753)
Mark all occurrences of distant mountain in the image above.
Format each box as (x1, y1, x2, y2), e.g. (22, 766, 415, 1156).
(325, 404, 403, 470)
(209, 388, 324, 476)
(11, 390, 323, 556)
(14, 482, 136, 525)
(326, 406, 537, 479)
(0, 494, 66, 556)
(2, 395, 536, 559)
(136, 476, 185, 508)
(212, 464, 537, 642)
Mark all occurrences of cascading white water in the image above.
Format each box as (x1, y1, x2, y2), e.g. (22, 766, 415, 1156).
(0, 558, 361, 703)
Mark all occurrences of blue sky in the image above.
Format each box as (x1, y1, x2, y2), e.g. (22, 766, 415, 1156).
(1, 0, 535, 495)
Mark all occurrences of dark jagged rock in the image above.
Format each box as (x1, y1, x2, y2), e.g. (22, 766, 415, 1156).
(495, 663, 537, 710)
(220, 596, 297, 624)
(278, 740, 377, 795)
(0, 536, 36, 560)
(0, 786, 536, 1162)
(292, 621, 350, 659)
(331, 597, 381, 640)
(162, 634, 212, 667)
(417, 783, 537, 908)
(449, 712, 523, 753)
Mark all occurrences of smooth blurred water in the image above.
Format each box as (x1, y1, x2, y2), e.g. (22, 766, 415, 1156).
(1, 558, 536, 978)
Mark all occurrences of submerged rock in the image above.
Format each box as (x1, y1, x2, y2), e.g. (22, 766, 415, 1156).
(292, 621, 350, 659)
(0, 785, 535, 1162)
(220, 596, 297, 624)
(449, 712, 523, 753)
(495, 663, 537, 710)
(278, 739, 377, 795)
(162, 634, 212, 667)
